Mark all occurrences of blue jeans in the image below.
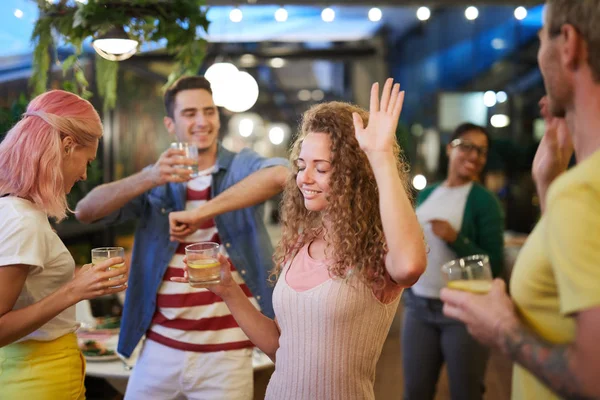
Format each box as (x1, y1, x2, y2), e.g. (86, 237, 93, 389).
(401, 289, 489, 400)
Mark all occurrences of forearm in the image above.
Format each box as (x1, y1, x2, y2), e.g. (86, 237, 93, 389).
(503, 324, 597, 399)
(0, 285, 77, 347)
(222, 284, 280, 360)
(535, 180, 551, 214)
(197, 166, 287, 220)
(75, 169, 156, 223)
(368, 152, 426, 284)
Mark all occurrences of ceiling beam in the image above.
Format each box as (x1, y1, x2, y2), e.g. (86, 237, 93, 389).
(134, 45, 377, 63)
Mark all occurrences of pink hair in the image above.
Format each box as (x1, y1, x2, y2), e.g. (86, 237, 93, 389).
(0, 90, 103, 221)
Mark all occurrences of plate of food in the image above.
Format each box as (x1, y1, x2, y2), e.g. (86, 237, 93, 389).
(80, 340, 118, 361)
(94, 316, 120, 330)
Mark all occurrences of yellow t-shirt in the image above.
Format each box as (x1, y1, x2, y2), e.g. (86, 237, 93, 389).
(510, 150, 600, 400)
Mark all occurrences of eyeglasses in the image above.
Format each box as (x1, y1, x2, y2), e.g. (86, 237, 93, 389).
(450, 139, 488, 158)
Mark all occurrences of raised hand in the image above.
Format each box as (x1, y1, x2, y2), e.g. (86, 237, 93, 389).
(353, 78, 405, 155)
(532, 96, 574, 186)
(149, 148, 194, 186)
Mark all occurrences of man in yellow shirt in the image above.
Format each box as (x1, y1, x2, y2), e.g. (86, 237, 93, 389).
(440, 1, 600, 399)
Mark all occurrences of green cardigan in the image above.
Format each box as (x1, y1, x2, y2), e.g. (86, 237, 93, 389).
(416, 182, 505, 278)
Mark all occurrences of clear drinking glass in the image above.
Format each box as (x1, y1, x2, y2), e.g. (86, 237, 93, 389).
(91, 247, 126, 288)
(170, 142, 199, 178)
(185, 242, 221, 287)
(441, 254, 493, 294)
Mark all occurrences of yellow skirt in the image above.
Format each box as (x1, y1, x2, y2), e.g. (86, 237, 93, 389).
(0, 333, 86, 400)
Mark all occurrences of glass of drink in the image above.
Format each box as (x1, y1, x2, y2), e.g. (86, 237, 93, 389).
(91, 247, 126, 288)
(170, 142, 199, 178)
(441, 254, 492, 294)
(185, 242, 221, 287)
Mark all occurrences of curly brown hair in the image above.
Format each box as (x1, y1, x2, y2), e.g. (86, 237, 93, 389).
(272, 101, 412, 289)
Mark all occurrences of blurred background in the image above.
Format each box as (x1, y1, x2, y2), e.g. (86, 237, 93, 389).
(0, 1, 546, 398)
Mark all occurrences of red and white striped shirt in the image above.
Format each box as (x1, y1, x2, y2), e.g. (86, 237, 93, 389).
(147, 168, 259, 352)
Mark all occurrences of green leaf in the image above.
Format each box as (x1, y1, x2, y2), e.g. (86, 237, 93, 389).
(75, 69, 89, 88)
(62, 55, 78, 76)
(62, 81, 76, 93)
(95, 55, 119, 111)
(81, 89, 93, 100)
(73, 8, 85, 28)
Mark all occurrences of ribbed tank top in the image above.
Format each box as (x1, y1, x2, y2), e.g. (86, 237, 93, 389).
(265, 261, 401, 400)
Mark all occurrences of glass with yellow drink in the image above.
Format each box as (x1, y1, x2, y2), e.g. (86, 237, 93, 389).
(441, 254, 492, 294)
(185, 242, 221, 287)
(91, 247, 126, 288)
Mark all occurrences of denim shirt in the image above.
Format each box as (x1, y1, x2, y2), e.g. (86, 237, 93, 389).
(95, 143, 288, 357)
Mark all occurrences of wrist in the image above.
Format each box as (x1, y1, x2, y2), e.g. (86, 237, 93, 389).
(366, 151, 396, 169)
(59, 282, 81, 306)
(193, 204, 211, 222)
(219, 282, 242, 301)
(141, 167, 163, 188)
(495, 313, 521, 355)
(533, 173, 551, 187)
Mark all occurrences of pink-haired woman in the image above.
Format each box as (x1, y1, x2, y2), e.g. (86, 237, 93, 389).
(0, 90, 129, 399)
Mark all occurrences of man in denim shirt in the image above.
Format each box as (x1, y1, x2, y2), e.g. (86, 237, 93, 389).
(76, 76, 289, 399)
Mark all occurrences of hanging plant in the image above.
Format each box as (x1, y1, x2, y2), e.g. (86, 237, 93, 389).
(31, 0, 210, 110)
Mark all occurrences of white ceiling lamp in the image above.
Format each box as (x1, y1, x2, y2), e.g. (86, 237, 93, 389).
(224, 71, 259, 113)
(491, 38, 506, 50)
(368, 8, 382, 22)
(92, 27, 138, 61)
(239, 54, 257, 67)
(205, 62, 239, 107)
(496, 91, 508, 103)
(205, 62, 239, 84)
(416, 7, 431, 21)
(311, 89, 325, 101)
(298, 89, 311, 101)
(483, 91, 497, 107)
(275, 7, 288, 22)
(412, 174, 427, 190)
(321, 7, 335, 23)
(230, 7, 243, 23)
(239, 118, 254, 137)
(465, 6, 479, 21)
(270, 57, 286, 68)
(228, 113, 264, 142)
(269, 126, 285, 145)
(514, 6, 527, 20)
(491, 114, 510, 128)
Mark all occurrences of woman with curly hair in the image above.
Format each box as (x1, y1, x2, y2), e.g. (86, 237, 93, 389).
(172, 78, 426, 399)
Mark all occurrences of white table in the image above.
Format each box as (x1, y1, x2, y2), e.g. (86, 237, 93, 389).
(84, 341, 274, 394)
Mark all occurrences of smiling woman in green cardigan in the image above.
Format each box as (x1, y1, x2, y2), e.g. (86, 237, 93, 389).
(402, 122, 505, 400)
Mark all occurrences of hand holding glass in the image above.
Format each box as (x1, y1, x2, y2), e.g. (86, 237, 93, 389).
(441, 254, 492, 294)
(170, 142, 198, 178)
(185, 242, 221, 287)
(91, 247, 126, 288)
